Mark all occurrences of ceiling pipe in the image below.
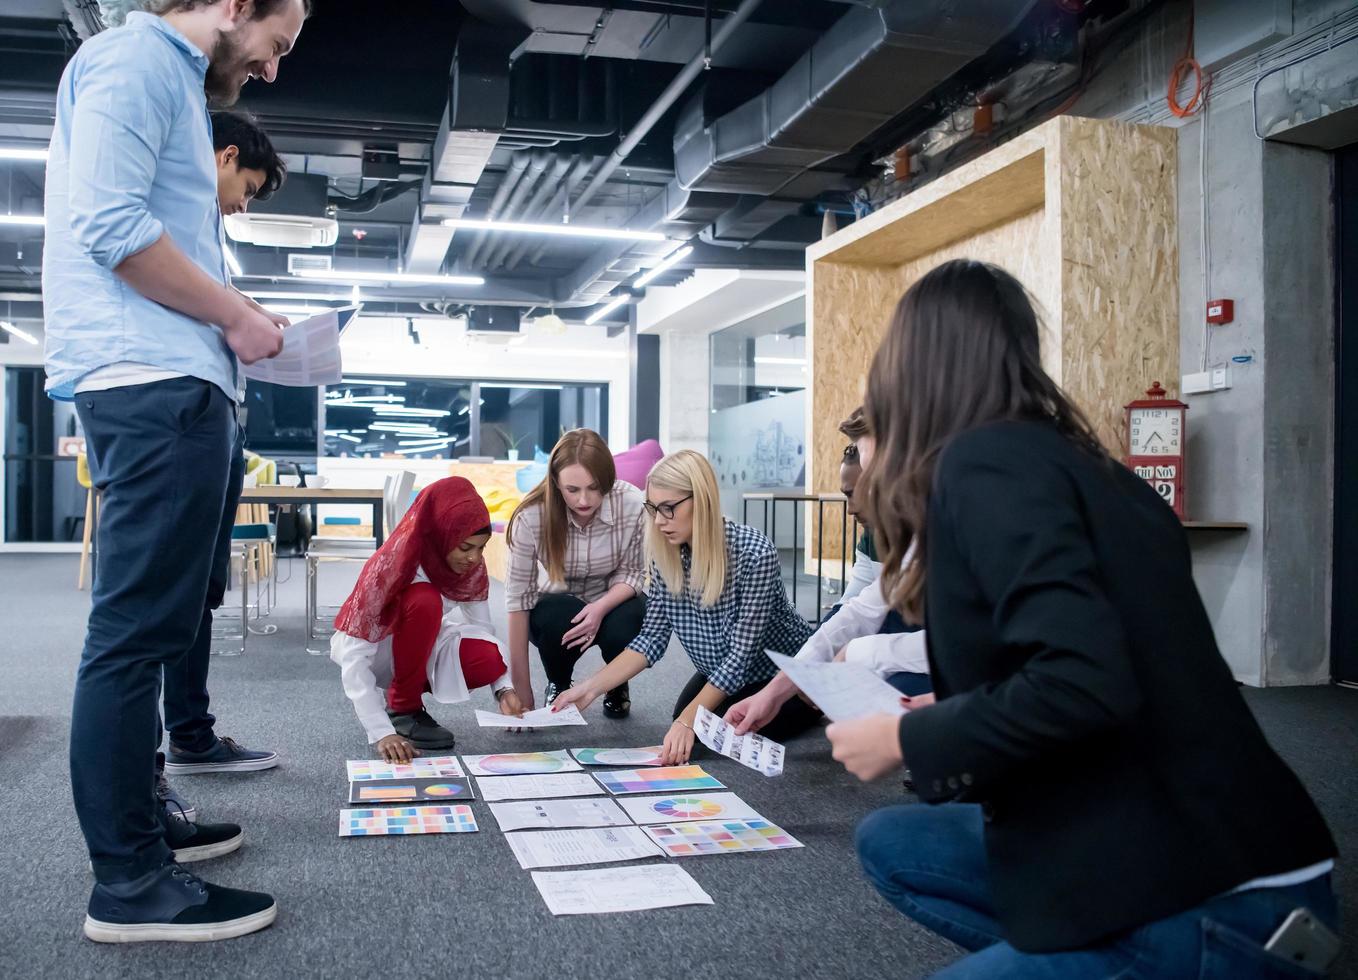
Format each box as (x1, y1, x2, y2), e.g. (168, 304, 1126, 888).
(484, 153, 571, 270)
(509, 154, 600, 270)
(462, 150, 537, 269)
(567, 0, 761, 219)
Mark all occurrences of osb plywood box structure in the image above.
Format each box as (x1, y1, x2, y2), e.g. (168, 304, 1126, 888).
(806, 115, 1177, 561)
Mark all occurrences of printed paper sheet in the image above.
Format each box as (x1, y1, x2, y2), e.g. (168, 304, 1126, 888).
(693, 705, 785, 776)
(767, 650, 908, 722)
(504, 826, 663, 869)
(530, 865, 714, 916)
(474, 772, 604, 802)
(487, 798, 632, 833)
(241, 305, 359, 387)
(475, 704, 587, 728)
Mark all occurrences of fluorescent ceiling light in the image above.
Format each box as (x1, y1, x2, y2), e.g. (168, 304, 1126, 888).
(326, 392, 405, 402)
(370, 406, 451, 418)
(753, 356, 807, 366)
(0, 320, 38, 344)
(0, 214, 44, 227)
(341, 378, 407, 387)
(292, 269, 484, 287)
(224, 247, 243, 277)
(442, 217, 668, 243)
(337, 434, 362, 444)
(0, 147, 48, 161)
(367, 420, 439, 432)
(585, 294, 629, 326)
(634, 245, 694, 288)
(247, 290, 351, 302)
(398, 437, 454, 447)
(394, 444, 453, 455)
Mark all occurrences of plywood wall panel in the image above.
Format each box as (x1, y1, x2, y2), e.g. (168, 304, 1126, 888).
(1057, 116, 1179, 450)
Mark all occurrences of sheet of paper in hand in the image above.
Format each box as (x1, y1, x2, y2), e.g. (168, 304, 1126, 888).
(693, 705, 785, 776)
(766, 650, 907, 723)
(240, 304, 360, 387)
(475, 704, 587, 728)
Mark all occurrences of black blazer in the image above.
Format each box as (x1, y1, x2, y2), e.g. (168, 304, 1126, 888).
(897, 420, 1335, 952)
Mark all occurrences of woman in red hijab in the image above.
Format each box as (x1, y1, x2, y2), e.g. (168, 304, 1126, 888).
(330, 477, 525, 761)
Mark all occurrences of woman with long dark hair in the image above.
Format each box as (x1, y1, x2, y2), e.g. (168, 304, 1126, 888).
(829, 260, 1337, 975)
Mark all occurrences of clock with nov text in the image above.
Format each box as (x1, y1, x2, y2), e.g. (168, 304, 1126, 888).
(1125, 381, 1187, 519)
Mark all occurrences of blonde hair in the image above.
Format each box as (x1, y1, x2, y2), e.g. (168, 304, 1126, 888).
(646, 450, 726, 607)
(506, 428, 615, 584)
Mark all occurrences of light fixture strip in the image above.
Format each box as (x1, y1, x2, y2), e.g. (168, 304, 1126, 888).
(441, 217, 669, 243)
(634, 244, 694, 288)
(585, 294, 629, 326)
(0, 320, 39, 344)
(0, 214, 45, 227)
(292, 269, 485, 287)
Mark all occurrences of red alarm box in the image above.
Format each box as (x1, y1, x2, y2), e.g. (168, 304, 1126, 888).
(1125, 381, 1188, 519)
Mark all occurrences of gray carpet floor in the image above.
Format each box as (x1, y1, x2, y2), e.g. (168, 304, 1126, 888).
(0, 554, 1353, 979)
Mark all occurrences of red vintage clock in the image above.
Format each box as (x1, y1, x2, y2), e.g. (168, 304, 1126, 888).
(1125, 381, 1187, 519)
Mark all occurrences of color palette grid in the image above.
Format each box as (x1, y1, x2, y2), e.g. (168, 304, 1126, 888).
(642, 819, 802, 857)
(339, 804, 478, 837)
(593, 765, 725, 795)
(346, 756, 465, 781)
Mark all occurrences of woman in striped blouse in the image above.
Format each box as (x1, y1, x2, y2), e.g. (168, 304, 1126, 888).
(553, 450, 821, 764)
(505, 429, 648, 717)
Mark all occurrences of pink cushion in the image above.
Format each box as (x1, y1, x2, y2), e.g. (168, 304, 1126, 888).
(613, 439, 664, 489)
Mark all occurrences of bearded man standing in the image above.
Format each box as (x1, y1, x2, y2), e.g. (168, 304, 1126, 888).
(42, 0, 308, 943)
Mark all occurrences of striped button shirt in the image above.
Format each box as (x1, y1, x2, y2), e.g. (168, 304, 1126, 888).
(630, 519, 813, 694)
(505, 481, 648, 612)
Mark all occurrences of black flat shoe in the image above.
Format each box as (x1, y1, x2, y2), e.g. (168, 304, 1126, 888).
(386, 708, 455, 750)
(602, 683, 631, 719)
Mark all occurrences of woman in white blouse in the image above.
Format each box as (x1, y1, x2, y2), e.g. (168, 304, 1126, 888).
(330, 477, 524, 762)
(505, 429, 648, 717)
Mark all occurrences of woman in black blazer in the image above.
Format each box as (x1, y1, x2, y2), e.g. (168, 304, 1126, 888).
(828, 260, 1337, 976)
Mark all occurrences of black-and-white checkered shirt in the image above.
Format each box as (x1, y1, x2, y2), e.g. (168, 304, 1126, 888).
(630, 519, 812, 694)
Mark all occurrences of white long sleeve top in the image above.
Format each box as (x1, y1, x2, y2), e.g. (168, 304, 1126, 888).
(797, 546, 929, 676)
(329, 568, 512, 743)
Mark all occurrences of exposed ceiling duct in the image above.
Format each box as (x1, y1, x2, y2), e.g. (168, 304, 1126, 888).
(561, 0, 1040, 306)
(671, 0, 1040, 199)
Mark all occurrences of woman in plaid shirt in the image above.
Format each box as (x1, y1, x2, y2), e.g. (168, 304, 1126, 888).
(505, 430, 648, 717)
(553, 450, 821, 764)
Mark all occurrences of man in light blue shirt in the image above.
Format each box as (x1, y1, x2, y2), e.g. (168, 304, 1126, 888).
(42, 0, 306, 944)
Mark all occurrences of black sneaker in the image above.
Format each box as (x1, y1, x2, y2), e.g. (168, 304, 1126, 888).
(543, 681, 563, 707)
(386, 708, 455, 750)
(602, 683, 631, 719)
(163, 815, 245, 864)
(156, 770, 196, 824)
(84, 862, 276, 943)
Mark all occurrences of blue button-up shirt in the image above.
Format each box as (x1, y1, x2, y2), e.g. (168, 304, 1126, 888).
(630, 520, 813, 694)
(42, 12, 236, 402)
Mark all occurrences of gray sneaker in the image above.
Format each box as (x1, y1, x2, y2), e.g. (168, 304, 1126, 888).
(386, 708, 455, 750)
(156, 770, 196, 823)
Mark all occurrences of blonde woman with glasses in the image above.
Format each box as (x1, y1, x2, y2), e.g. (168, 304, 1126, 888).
(552, 450, 820, 764)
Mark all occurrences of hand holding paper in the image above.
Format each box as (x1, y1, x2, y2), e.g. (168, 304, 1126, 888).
(693, 705, 785, 776)
(476, 704, 587, 728)
(239, 304, 360, 387)
(766, 650, 908, 723)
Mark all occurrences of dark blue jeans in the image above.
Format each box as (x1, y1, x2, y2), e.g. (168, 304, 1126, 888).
(857, 803, 1339, 978)
(73, 378, 241, 883)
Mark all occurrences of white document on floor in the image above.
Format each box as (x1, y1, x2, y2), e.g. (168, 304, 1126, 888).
(693, 704, 785, 776)
(474, 772, 604, 802)
(504, 826, 663, 869)
(767, 650, 907, 722)
(474, 704, 588, 728)
(488, 797, 633, 832)
(531, 864, 715, 915)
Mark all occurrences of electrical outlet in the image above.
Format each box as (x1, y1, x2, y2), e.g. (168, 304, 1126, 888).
(1182, 366, 1232, 395)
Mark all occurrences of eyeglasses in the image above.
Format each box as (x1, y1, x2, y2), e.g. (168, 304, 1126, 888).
(643, 494, 693, 520)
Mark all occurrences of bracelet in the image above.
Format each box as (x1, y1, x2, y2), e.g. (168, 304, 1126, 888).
(674, 718, 694, 731)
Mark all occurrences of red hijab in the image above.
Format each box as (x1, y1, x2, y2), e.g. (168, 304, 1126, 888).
(333, 476, 491, 642)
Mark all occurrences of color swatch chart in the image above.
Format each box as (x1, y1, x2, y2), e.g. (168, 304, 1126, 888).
(617, 792, 764, 825)
(346, 756, 465, 781)
(347, 778, 474, 805)
(642, 819, 803, 857)
(463, 750, 583, 777)
(339, 804, 478, 837)
(594, 765, 725, 795)
(571, 747, 664, 767)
